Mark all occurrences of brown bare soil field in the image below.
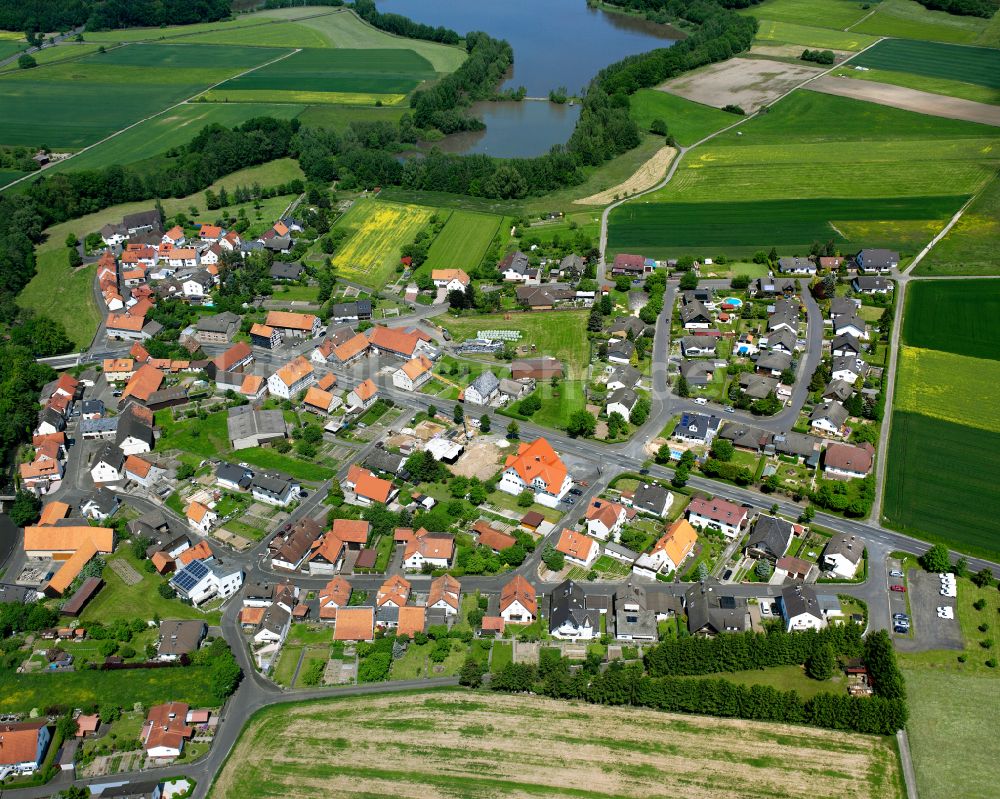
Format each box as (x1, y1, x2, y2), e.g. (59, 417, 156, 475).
(659, 57, 824, 112)
(209, 690, 904, 799)
(575, 146, 677, 205)
(809, 76, 1000, 126)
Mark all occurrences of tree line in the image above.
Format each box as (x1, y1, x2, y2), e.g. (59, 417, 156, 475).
(490, 628, 906, 736)
(0, 0, 232, 34)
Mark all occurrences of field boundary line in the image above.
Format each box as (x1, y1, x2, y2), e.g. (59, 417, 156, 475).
(0, 46, 302, 193)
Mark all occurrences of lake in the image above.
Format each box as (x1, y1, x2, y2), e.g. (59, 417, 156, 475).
(381, 0, 678, 156)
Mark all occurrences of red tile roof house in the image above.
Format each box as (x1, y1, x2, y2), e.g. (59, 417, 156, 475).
(0, 720, 51, 777)
(499, 575, 537, 624)
(554, 529, 598, 568)
(686, 496, 750, 539)
(584, 498, 628, 541)
(142, 702, 193, 760)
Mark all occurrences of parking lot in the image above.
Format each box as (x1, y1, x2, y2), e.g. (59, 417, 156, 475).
(893, 565, 963, 653)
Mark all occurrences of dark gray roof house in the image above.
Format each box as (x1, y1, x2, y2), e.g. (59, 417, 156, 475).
(685, 579, 750, 636)
(739, 373, 778, 399)
(772, 431, 822, 465)
(270, 261, 304, 280)
(631, 482, 673, 517)
(719, 423, 772, 453)
(549, 580, 600, 637)
(745, 515, 794, 562)
(679, 359, 715, 386)
(672, 412, 721, 444)
(823, 379, 855, 402)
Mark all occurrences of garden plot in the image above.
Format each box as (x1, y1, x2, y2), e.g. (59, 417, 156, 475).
(658, 57, 824, 113)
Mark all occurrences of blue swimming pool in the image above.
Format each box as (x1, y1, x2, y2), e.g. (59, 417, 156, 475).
(723, 297, 743, 307)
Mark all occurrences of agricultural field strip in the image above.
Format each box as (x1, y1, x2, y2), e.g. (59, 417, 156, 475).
(845, 38, 1000, 89)
(0, 43, 300, 187)
(425, 210, 503, 270)
(894, 346, 1000, 434)
(209, 692, 902, 799)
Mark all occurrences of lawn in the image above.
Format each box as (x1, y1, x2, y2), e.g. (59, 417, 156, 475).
(423, 210, 503, 272)
(845, 38, 1000, 90)
(852, 0, 996, 45)
(17, 247, 101, 350)
(628, 90, 735, 147)
(883, 411, 1000, 559)
(81, 549, 222, 625)
(208, 690, 904, 799)
(917, 173, 1000, 276)
(209, 47, 436, 105)
(0, 663, 222, 715)
(237, 447, 335, 482)
(901, 280, 1000, 362)
(441, 310, 591, 379)
(0, 43, 291, 149)
(902, 670, 1000, 799)
(331, 199, 433, 288)
(685, 664, 846, 701)
(608, 90, 998, 256)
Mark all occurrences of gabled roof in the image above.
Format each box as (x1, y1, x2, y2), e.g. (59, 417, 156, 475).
(504, 437, 568, 495)
(500, 575, 536, 616)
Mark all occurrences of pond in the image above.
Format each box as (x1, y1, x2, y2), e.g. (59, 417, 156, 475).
(382, 0, 679, 156)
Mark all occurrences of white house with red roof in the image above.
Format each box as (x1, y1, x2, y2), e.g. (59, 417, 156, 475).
(498, 437, 572, 508)
(584, 498, 628, 541)
(686, 496, 750, 539)
(554, 529, 598, 567)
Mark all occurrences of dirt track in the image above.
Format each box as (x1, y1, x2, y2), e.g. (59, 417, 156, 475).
(575, 146, 677, 205)
(809, 75, 1000, 127)
(659, 57, 824, 113)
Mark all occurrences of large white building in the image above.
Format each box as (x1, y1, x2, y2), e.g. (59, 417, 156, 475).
(498, 437, 572, 508)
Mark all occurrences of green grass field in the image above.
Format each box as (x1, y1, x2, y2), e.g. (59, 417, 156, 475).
(0, 43, 291, 148)
(0, 662, 222, 715)
(608, 91, 998, 256)
(82, 549, 221, 624)
(847, 39, 1000, 90)
(917, 173, 1000, 276)
(441, 310, 591, 378)
(740, 0, 871, 29)
(852, 0, 996, 44)
(424, 210, 503, 271)
(209, 690, 904, 799)
(902, 670, 1000, 799)
(214, 47, 435, 96)
(901, 280, 1000, 361)
(331, 199, 433, 287)
(752, 19, 879, 50)
(32, 103, 306, 176)
(628, 90, 735, 146)
(884, 411, 1000, 558)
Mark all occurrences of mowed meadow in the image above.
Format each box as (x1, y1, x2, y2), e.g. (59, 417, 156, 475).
(209, 691, 905, 799)
(884, 280, 1000, 558)
(607, 91, 999, 258)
